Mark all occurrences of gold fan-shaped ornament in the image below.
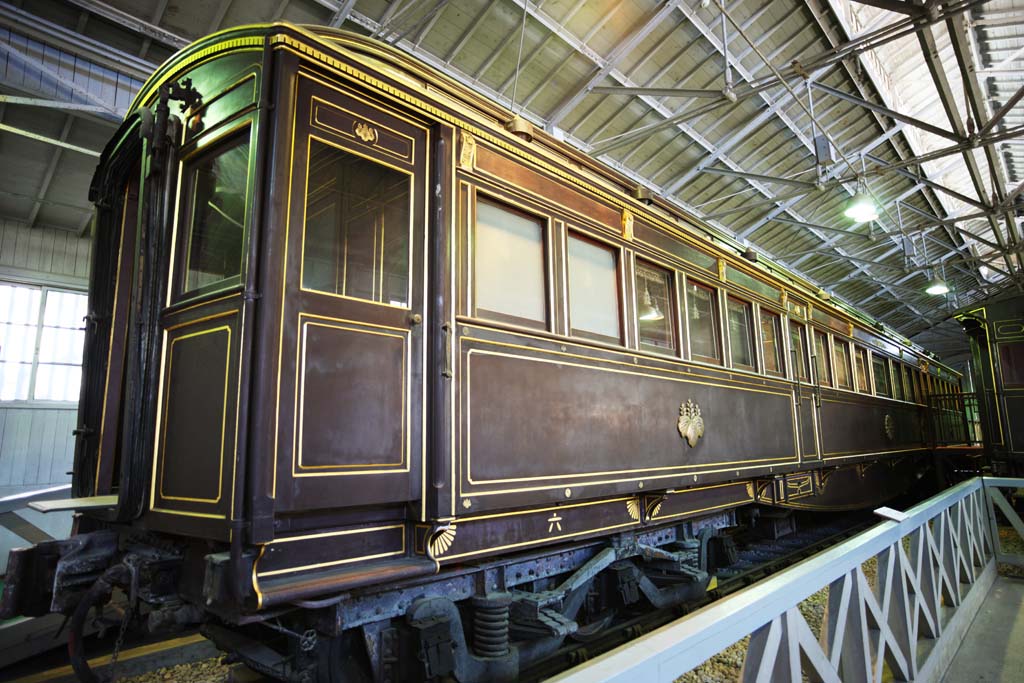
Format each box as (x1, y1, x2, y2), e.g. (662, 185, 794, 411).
(626, 498, 641, 522)
(677, 399, 705, 448)
(427, 524, 457, 559)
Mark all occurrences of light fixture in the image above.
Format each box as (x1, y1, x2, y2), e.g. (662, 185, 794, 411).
(843, 190, 878, 222)
(925, 275, 949, 296)
(639, 284, 664, 321)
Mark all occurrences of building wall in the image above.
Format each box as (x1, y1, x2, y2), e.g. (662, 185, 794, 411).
(0, 218, 90, 569)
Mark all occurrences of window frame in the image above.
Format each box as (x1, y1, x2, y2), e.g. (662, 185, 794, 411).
(758, 306, 785, 378)
(633, 257, 678, 356)
(683, 275, 723, 366)
(0, 282, 88, 406)
(724, 293, 756, 372)
(788, 319, 810, 382)
(812, 328, 833, 388)
(832, 336, 853, 390)
(565, 228, 624, 345)
(872, 352, 892, 398)
(471, 192, 552, 331)
(170, 121, 256, 305)
(854, 345, 871, 393)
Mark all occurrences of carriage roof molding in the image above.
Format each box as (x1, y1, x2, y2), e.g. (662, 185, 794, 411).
(122, 21, 953, 375)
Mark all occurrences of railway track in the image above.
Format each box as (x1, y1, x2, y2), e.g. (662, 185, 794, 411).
(521, 511, 875, 682)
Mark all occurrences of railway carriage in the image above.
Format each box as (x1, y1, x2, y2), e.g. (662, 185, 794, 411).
(1, 23, 967, 682)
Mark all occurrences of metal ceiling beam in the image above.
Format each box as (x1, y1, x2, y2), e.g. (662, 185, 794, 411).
(545, 0, 684, 127)
(701, 167, 820, 189)
(27, 115, 73, 228)
(770, 217, 875, 240)
(328, 0, 358, 27)
(589, 86, 724, 98)
(848, 0, 922, 14)
(0, 96, 112, 115)
(865, 154, 988, 210)
(979, 83, 1024, 140)
(810, 81, 963, 143)
(0, 122, 99, 157)
(0, 41, 120, 118)
(63, 0, 188, 49)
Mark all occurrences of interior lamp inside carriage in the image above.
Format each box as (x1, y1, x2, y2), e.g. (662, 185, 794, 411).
(638, 283, 664, 321)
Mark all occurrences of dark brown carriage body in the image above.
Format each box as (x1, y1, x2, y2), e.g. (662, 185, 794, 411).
(4, 23, 958, 646)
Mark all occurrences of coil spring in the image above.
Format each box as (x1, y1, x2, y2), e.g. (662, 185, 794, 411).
(472, 596, 511, 658)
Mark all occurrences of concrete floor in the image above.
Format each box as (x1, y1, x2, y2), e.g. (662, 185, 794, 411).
(942, 575, 1024, 683)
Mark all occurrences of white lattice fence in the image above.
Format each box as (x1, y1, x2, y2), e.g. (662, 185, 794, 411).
(551, 477, 1024, 683)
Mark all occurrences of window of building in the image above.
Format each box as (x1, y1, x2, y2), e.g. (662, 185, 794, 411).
(686, 279, 720, 364)
(0, 284, 87, 402)
(813, 330, 832, 387)
(760, 309, 783, 376)
(873, 354, 891, 397)
(854, 346, 870, 393)
(472, 197, 546, 327)
(726, 296, 755, 371)
(635, 261, 675, 353)
(182, 133, 250, 295)
(567, 234, 620, 342)
(833, 338, 852, 389)
(789, 321, 809, 381)
(999, 342, 1024, 387)
(303, 138, 411, 307)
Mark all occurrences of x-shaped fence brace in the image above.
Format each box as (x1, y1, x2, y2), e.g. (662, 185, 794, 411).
(552, 477, 1024, 683)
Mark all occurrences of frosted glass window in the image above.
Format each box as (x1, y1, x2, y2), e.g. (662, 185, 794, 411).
(474, 198, 546, 326)
(760, 309, 783, 376)
(814, 330, 832, 387)
(635, 261, 675, 352)
(726, 296, 754, 370)
(687, 280, 720, 363)
(303, 139, 410, 306)
(0, 284, 86, 401)
(568, 235, 619, 341)
(833, 339, 852, 389)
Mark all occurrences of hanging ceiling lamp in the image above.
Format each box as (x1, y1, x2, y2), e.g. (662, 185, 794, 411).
(843, 188, 879, 222)
(925, 275, 949, 295)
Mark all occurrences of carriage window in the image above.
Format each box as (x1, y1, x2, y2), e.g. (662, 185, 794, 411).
(182, 135, 250, 293)
(892, 362, 904, 400)
(568, 234, 620, 342)
(473, 198, 546, 326)
(833, 339, 852, 389)
(303, 140, 410, 306)
(789, 321, 809, 381)
(759, 309, 783, 376)
(726, 296, 755, 371)
(686, 280, 720, 364)
(635, 261, 675, 353)
(903, 365, 916, 402)
(854, 347, 870, 393)
(872, 354, 891, 397)
(1000, 342, 1024, 387)
(813, 330, 832, 387)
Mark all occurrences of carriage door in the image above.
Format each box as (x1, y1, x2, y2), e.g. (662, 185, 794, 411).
(275, 72, 427, 513)
(789, 319, 821, 462)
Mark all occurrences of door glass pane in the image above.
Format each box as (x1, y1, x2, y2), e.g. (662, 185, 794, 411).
(183, 135, 250, 293)
(726, 296, 754, 370)
(814, 330, 832, 387)
(474, 198, 545, 325)
(303, 139, 410, 306)
(568, 235, 619, 341)
(789, 321, 808, 381)
(635, 262, 675, 353)
(833, 339, 851, 389)
(760, 309, 783, 375)
(855, 347, 870, 392)
(873, 355, 891, 397)
(686, 280, 720, 363)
